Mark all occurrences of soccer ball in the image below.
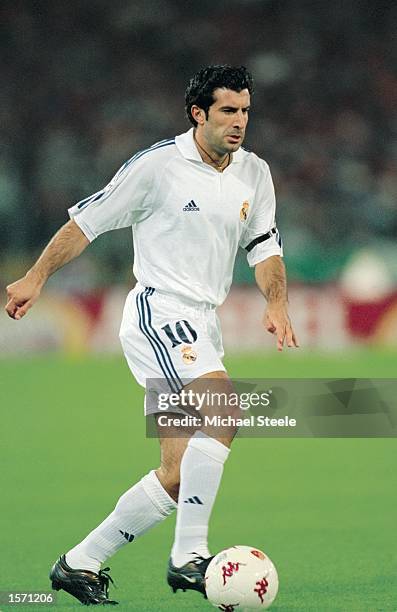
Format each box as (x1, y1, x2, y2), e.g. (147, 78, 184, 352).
(205, 545, 279, 610)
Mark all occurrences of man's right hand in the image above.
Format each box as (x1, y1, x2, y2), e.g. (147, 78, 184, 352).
(5, 270, 44, 320)
(5, 220, 90, 321)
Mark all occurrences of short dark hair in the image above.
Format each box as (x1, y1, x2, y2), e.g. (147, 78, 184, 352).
(185, 64, 254, 127)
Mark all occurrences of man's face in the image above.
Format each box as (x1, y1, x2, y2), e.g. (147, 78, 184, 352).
(197, 87, 250, 155)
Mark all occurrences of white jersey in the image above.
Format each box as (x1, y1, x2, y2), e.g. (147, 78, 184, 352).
(69, 128, 282, 306)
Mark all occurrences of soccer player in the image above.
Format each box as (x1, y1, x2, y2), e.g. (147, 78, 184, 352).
(5, 65, 298, 605)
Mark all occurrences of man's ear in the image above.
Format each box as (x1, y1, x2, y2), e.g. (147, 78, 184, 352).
(191, 105, 206, 126)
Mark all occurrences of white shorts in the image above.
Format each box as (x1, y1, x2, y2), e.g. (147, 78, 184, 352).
(119, 283, 226, 414)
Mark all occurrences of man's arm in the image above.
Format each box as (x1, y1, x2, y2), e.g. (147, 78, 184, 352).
(5, 219, 89, 320)
(255, 255, 299, 351)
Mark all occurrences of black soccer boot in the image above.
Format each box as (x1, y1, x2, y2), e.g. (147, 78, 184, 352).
(50, 555, 118, 605)
(167, 554, 214, 598)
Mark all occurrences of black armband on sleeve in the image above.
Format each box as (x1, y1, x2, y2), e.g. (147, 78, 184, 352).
(245, 227, 278, 252)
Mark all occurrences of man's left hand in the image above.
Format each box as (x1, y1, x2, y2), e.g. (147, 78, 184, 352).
(263, 303, 299, 351)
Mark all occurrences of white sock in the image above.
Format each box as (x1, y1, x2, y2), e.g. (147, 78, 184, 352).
(171, 431, 230, 567)
(66, 470, 177, 573)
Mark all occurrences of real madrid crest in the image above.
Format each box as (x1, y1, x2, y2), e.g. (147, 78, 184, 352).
(181, 345, 197, 365)
(240, 200, 249, 222)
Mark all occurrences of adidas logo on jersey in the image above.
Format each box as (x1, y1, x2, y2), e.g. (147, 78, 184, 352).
(183, 496, 203, 505)
(183, 200, 200, 211)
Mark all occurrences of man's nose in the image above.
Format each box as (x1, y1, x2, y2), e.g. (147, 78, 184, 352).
(233, 111, 246, 129)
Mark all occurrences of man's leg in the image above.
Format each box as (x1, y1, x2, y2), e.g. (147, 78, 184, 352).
(155, 422, 191, 502)
(66, 418, 191, 574)
(65, 469, 177, 573)
(167, 371, 237, 594)
(50, 425, 185, 605)
(64, 422, 188, 572)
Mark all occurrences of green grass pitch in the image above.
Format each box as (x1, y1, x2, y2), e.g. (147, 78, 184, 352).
(1, 350, 396, 610)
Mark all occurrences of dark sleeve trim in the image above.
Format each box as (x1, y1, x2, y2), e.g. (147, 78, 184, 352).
(245, 227, 276, 253)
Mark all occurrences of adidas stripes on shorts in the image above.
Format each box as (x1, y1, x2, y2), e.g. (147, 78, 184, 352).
(119, 283, 226, 415)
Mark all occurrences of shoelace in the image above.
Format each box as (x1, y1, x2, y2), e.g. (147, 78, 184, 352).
(98, 567, 116, 597)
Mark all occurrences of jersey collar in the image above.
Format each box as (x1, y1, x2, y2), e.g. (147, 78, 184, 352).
(175, 128, 244, 164)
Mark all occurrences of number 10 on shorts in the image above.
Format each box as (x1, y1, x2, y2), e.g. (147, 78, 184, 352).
(161, 320, 198, 348)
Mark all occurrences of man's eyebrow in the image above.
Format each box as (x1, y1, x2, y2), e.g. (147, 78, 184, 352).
(218, 105, 251, 111)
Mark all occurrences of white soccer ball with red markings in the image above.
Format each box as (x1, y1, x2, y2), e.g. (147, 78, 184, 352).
(205, 545, 279, 610)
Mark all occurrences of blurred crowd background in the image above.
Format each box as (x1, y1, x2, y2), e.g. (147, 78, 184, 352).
(1, 0, 396, 291)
